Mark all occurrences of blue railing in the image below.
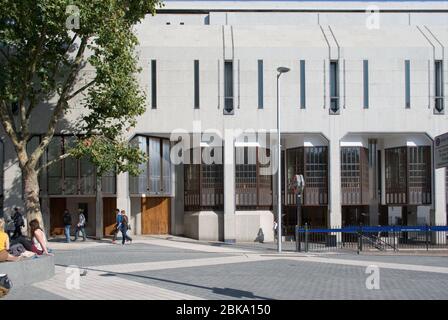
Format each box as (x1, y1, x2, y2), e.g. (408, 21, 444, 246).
(296, 225, 448, 233)
(295, 224, 448, 253)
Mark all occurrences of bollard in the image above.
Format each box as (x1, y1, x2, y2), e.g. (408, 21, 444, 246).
(305, 223, 309, 253)
(357, 224, 363, 254)
(295, 225, 300, 252)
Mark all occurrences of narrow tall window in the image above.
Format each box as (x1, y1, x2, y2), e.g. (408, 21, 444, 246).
(224, 60, 234, 114)
(363, 60, 369, 109)
(151, 60, 157, 109)
(405, 60, 411, 109)
(329, 60, 339, 114)
(194, 60, 200, 109)
(258, 60, 263, 109)
(435, 60, 444, 113)
(300, 60, 306, 109)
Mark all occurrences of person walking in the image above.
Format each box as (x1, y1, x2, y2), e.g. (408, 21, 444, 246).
(119, 210, 132, 245)
(112, 209, 121, 244)
(11, 207, 25, 239)
(63, 209, 72, 243)
(74, 209, 87, 242)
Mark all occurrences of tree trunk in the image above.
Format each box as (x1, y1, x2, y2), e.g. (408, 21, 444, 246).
(23, 166, 44, 233)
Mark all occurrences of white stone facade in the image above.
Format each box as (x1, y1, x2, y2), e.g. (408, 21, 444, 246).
(1, 1, 447, 242)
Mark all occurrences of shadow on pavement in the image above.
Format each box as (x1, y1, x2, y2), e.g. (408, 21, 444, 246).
(57, 264, 272, 300)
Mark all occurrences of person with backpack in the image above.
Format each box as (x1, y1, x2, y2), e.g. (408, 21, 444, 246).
(73, 209, 87, 242)
(63, 209, 72, 243)
(119, 210, 132, 245)
(11, 207, 24, 239)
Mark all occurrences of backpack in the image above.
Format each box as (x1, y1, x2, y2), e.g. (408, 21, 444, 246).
(122, 215, 130, 229)
(0, 274, 12, 298)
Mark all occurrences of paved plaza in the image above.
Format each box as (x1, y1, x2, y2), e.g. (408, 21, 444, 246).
(3, 236, 448, 300)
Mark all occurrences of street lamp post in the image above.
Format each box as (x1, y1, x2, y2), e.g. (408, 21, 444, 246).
(276, 66, 290, 253)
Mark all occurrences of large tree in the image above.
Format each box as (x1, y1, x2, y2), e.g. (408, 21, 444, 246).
(0, 0, 161, 229)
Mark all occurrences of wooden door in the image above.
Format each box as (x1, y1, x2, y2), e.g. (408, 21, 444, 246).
(103, 198, 117, 237)
(141, 197, 170, 235)
(50, 198, 67, 236)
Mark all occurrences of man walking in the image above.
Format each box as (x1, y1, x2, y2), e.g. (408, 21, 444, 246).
(74, 209, 87, 241)
(120, 210, 132, 245)
(63, 209, 72, 243)
(112, 209, 121, 244)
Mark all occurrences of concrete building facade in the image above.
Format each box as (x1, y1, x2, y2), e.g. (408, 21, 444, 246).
(1, 1, 447, 243)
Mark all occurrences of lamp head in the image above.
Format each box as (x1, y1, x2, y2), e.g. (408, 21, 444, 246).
(277, 67, 290, 74)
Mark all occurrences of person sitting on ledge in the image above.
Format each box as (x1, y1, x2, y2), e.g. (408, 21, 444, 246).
(0, 218, 20, 262)
(29, 219, 53, 256)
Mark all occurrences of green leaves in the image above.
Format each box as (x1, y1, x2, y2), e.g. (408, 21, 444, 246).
(70, 136, 147, 176)
(0, 0, 162, 176)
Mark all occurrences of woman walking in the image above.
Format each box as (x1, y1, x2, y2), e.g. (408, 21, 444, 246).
(119, 210, 132, 245)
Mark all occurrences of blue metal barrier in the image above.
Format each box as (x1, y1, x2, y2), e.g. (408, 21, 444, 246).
(295, 224, 448, 253)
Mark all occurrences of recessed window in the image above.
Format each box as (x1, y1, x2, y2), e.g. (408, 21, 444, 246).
(405, 60, 411, 109)
(300, 60, 306, 109)
(363, 60, 369, 109)
(329, 60, 340, 114)
(194, 60, 200, 109)
(258, 60, 263, 109)
(129, 136, 172, 195)
(151, 60, 157, 109)
(224, 60, 234, 115)
(435, 60, 444, 113)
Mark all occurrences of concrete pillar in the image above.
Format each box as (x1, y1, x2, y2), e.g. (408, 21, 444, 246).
(41, 197, 51, 238)
(172, 164, 184, 235)
(130, 197, 142, 235)
(328, 137, 342, 228)
(368, 139, 379, 226)
(223, 136, 236, 243)
(433, 167, 447, 226)
(116, 172, 130, 215)
(95, 176, 103, 239)
(116, 172, 133, 233)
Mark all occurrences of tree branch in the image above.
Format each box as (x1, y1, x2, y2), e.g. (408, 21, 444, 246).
(0, 100, 28, 169)
(21, 27, 47, 141)
(36, 152, 72, 174)
(29, 37, 88, 169)
(0, 100, 20, 148)
(67, 79, 96, 101)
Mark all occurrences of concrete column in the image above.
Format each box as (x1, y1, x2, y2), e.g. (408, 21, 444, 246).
(116, 172, 130, 215)
(172, 164, 184, 235)
(130, 197, 142, 235)
(433, 167, 447, 226)
(116, 172, 132, 233)
(95, 176, 103, 239)
(41, 197, 51, 238)
(328, 137, 342, 228)
(223, 136, 236, 243)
